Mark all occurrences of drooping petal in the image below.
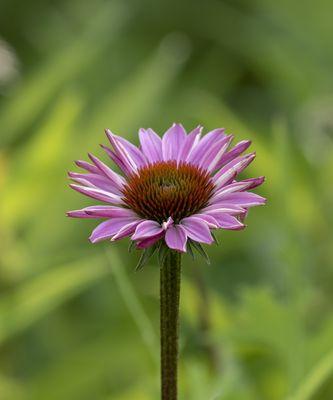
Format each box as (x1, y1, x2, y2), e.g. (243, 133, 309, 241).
(69, 184, 123, 204)
(213, 153, 256, 188)
(188, 213, 219, 228)
(187, 128, 226, 165)
(139, 128, 163, 162)
(136, 232, 164, 249)
(89, 217, 139, 243)
(215, 192, 266, 207)
(88, 153, 126, 189)
(111, 220, 142, 241)
(216, 140, 251, 169)
(180, 216, 214, 244)
(162, 123, 186, 161)
(132, 220, 164, 240)
(178, 125, 202, 162)
(198, 135, 233, 172)
(165, 225, 187, 252)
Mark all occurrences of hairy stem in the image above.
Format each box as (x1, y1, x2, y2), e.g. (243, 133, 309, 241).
(160, 250, 181, 400)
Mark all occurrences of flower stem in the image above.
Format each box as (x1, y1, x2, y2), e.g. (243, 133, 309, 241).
(160, 250, 181, 400)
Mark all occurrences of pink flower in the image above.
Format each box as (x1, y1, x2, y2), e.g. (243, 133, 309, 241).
(67, 124, 265, 253)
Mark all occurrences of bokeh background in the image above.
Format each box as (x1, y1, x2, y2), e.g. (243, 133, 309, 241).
(1, 0, 333, 399)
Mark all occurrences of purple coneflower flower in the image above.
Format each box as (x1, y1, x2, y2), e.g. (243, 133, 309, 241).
(67, 123, 265, 400)
(67, 124, 265, 253)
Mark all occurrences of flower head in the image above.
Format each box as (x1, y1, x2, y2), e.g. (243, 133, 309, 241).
(67, 124, 265, 253)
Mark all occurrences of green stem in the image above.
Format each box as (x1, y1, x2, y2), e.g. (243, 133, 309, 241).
(160, 250, 181, 400)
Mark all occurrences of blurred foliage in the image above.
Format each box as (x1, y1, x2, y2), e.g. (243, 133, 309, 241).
(0, 0, 333, 399)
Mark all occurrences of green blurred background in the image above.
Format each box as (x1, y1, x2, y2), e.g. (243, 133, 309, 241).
(0, 0, 333, 399)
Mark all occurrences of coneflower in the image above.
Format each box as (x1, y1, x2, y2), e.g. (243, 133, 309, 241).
(67, 123, 265, 400)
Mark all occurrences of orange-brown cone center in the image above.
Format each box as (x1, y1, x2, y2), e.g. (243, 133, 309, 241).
(122, 161, 214, 223)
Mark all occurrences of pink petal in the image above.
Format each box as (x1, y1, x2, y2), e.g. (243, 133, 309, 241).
(136, 232, 164, 249)
(132, 220, 164, 240)
(198, 135, 233, 172)
(111, 220, 142, 241)
(188, 213, 219, 228)
(84, 206, 136, 218)
(203, 203, 246, 216)
(116, 136, 147, 168)
(212, 213, 245, 230)
(213, 153, 256, 188)
(139, 128, 163, 162)
(75, 160, 100, 174)
(67, 206, 133, 219)
(239, 209, 249, 222)
(239, 176, 266, 190)
(88, 153, 126, 189)
(69, 184, 123, 204)
(68, 172, 122, 194)
(100, 144, 132, 175)
(165, 225, 187, 252)
(211, 176, 265, 203)
(216, 140, 251, 169)
(178, 125, 202, 162)
(180, 216, 214, 244)
(162, 216, 173, 230)
(105, 129, 140, 174)
(89, 217, 139, 243)
(162, 123, 186, 161)
(67, 209, 97, 218)
(187, 128, 226, 165)
(217, 192, 266, 207)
